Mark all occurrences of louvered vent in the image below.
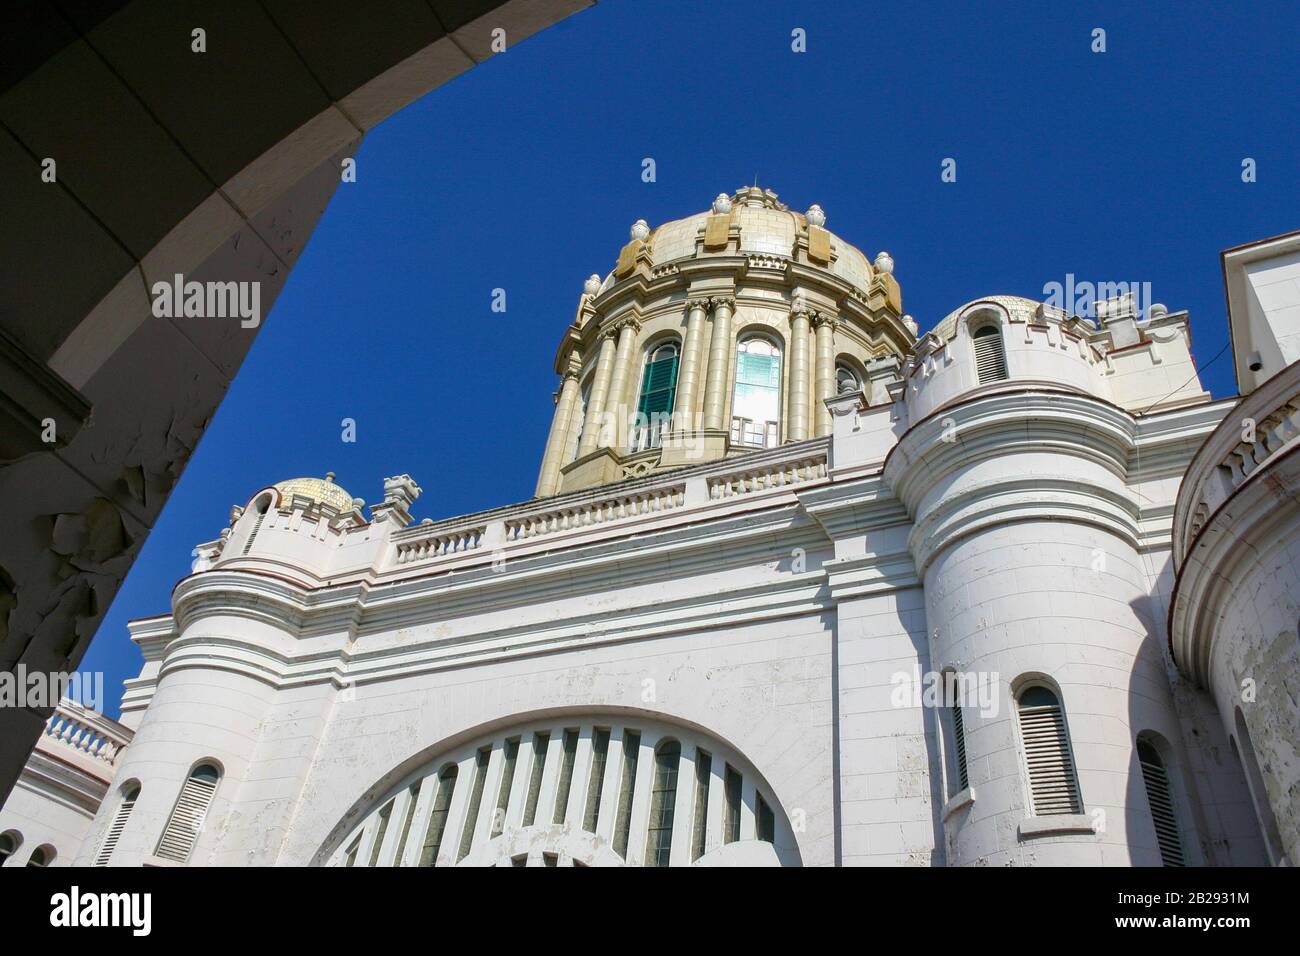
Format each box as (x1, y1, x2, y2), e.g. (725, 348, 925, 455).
(155, 766, 219, 863)
(241, 510, 266, 555)
(972, 326, 1007, 383)
(951, 705, 970, 792)
(1138, 740, 1185, 866)
(1017, 688, 1082, 815)
(94, 790, 138, 866)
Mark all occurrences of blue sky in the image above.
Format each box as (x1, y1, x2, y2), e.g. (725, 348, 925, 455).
(82, 0, 1299, 714)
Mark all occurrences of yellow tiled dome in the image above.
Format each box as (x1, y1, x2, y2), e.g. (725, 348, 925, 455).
(273, 473, 353, 513)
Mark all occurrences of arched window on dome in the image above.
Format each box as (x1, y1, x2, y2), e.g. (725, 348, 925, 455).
(94, 782, 140, 866)
(1136, 735, 1185, 866)
(972, 324, 1008, 384)
(731, 335, 782, 448)
(631, 341, 680, 451)
(155, 762, 220, 863)
(0, 830, 20, 867)
(835, 362, 862, 396)
(644, 739, 681, 867)
(1015, 683, 1082, 815)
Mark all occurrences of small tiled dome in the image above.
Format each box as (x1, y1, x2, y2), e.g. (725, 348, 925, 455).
(273, 473, 353, 513)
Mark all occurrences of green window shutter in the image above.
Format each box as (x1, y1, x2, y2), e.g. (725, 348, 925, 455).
(638, 354, 679, 418)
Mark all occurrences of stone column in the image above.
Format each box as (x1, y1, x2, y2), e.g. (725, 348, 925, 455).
(576, 331, 617, 457)
(701, 296, 736, 431)
(788, 300, 812, 441)
(813, 312, 837, 437)
(673, 297, 710, 432)
(534, 350, 583, 497)
(602, 317, 640, 451)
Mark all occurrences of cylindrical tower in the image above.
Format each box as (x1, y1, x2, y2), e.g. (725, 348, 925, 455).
(75, 475, 365, 866)
(884, 297, 1194, 866)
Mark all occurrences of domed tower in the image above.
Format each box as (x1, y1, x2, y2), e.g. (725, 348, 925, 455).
(86, 471, 422, 866)
(535, 187, 915, 495)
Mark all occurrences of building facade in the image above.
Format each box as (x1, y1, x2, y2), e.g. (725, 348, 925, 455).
(5, 192, 1296, 867)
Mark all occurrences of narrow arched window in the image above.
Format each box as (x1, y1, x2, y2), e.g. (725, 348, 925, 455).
(633, 342, 680, 451)
(94, 783, 140, 866)
(835, 363, 861, 395)
(241, 492, 272, 555)
(418, 764, 458, 867)
(1136, 738, 1185, 866)
(26, 845, 54, 867)
(731, 336, 782, 448)
(644, 739, 681, 867)
(972, 324, 1007, 383)
(155, 763, 220, 863)
(1233, 708, 1285, 863)
(1016, 685, 1082, 815)
(942, 673, 970, 796)
(0, 831, 20, 866)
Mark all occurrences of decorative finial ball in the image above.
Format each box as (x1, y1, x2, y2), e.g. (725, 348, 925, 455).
(1147, 302, 1169, 319)
(325, 471, 336, 482)
(630, 219, 650, 242)
(352, 498, 365, 510)
(805, 204, 826, 228)
(874, 251, 894, 275)
(903, 314, 918, 335)
(712, 192, 733, 215)
(584, 274, 602, 297)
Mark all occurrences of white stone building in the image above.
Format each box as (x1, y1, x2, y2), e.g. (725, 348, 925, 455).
(4, 192, 1296, 868)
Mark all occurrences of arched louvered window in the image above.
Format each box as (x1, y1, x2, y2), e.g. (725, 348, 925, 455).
(155, 763, 220, 863)
(731, 336, 783, 448)
(1016, 685, 1082, 815)
(972, 324, 1008, 383)
(94, 783, 140, 866)
(632, 342, 680, 451)
(328, 715, 796, 867)
(0, 831, 19, 866)
(644, 739, 681, 867)
(1136, 738, 1184, 866)
(418, 764, 457, 866)
(942, 673, 970, 796)
(240, 493, 272, 555)
(27, 845, 54, 867)
(835, 363, 861, 395)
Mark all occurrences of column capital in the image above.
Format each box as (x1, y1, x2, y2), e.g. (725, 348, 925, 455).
(811, 310, 838, 330)
(686, 296, 712, 312)
(709, 295, 736, 311)
(602, 315, 642, 339)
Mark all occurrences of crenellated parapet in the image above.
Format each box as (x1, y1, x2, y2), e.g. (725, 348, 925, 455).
(900, 294, 1207, 425)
